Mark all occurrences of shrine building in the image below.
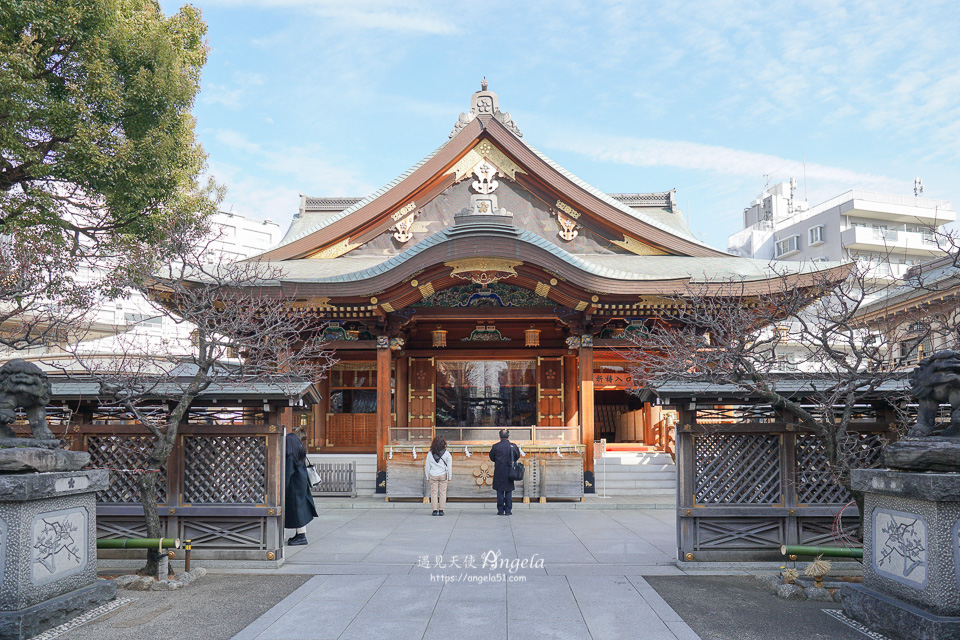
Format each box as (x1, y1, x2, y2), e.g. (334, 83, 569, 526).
(244, 82, 841, 500)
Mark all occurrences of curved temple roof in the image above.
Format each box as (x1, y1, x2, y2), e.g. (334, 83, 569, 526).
(230, 82, 850, 307)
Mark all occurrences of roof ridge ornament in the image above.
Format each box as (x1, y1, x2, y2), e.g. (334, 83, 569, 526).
(450, 79, 523, 139)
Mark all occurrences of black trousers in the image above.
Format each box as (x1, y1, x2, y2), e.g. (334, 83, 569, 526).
(496, 490, 513, 514)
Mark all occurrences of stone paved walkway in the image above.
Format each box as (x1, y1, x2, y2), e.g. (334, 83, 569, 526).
(231, 507, 702, 639)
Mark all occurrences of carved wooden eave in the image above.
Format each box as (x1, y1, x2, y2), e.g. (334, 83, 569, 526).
(234, 246, 852, 321)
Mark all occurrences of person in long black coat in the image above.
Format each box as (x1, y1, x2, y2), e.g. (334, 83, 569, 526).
(285, 432, 318, 545)
(489, 429, 520, 516)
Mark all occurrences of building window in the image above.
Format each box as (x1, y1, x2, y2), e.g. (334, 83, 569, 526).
(775, 235, 800, 258)
(808, 225, 824, 246)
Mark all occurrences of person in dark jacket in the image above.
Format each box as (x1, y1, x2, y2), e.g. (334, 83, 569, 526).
(488, 429, 520, 516)
(285, 432, 318, 545)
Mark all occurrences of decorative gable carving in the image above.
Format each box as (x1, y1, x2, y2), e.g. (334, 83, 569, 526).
(308, 237, 361, 259)
(392, 212, 418, 243)
(556, 211, 580, 241)
(472, 162, 499, 194)
(450, 78, 523, 138)
(449, 139, 525, 183)
(611, 235, 669, 256)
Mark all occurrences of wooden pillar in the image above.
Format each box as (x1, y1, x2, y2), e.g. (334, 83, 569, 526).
(376, 337, 391, 474)
(563, 354, 578, 428)
(643, 402, 654, 446)
(279, 406, 294, 433)
(314, 376, 329, 450)
(579, 337, 594, 474)
(397, 355, 409, 435)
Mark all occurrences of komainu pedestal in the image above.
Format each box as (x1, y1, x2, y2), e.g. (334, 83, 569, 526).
(0, 470, 116, 640)
(842, 469, 960, 640)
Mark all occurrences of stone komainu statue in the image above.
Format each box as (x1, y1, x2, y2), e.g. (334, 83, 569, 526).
(0, 359, 57, 442)
(908, 349, 960, 438)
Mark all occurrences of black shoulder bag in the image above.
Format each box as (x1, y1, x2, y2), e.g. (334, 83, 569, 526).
(508, 445, 525, 481)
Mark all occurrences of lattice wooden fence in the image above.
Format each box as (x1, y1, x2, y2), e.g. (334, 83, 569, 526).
(676, 402, 893, 561)
(72, 422, 286, 564)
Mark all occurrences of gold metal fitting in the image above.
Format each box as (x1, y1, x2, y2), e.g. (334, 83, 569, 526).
(684, 553, 694, 561)
(266, 552, 275, 560)
(168, 550, 176, 559)
(685, 509, 692, 515)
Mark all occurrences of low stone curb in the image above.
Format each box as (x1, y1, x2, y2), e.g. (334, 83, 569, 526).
(113, 567, 207, 592)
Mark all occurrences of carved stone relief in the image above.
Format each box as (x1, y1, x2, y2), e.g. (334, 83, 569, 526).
(30, 507, 87, 586)
(873, 508, 928, 588)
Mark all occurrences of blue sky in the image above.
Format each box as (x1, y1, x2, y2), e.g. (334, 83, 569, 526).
(159, 0, 960, 250)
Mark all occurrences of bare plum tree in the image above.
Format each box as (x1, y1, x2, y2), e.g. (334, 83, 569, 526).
(620, 255, 957, 517)
(63, 222, 335, 575)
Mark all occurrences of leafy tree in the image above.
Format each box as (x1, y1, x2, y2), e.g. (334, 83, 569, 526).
(0, 0, 220, 349)
(0, 0, 217, 246)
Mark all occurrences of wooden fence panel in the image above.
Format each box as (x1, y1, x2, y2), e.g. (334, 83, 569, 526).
(676, 404, 891, 562)
(79, 422, 286, 564)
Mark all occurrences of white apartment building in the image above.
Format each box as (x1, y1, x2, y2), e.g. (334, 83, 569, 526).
(728, 181, 956, 281)
(728, 182, 956, 373)
(100, 211, 282, 348)
(5, 211, 282, 362)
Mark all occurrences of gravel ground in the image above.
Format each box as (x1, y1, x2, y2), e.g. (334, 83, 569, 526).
(58, 574, 311, 640)
(646, 575, 873, 640)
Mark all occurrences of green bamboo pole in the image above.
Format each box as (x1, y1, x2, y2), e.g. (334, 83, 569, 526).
(781, 544, 862, 558)
(97, 538, 180, 549)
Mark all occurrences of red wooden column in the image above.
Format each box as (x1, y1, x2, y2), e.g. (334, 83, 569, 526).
(579, 336, 595, 476)
(279, 406, 294, 434)
(563, 354, 579, 429)
(313, 376, 329, 450)
(643, 402, 654, 446)
(376, 337, 392, 476)
(396, 355, 408, 437)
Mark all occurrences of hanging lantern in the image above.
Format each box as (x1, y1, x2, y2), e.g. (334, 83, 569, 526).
(432, 325, 447, 348)
(524, 325, 541, 348)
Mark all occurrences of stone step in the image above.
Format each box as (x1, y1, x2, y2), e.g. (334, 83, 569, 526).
(596, 488, 676, 496)
(595, 463, 676, 472)
(594, 472, 676, 482)
(597, 479, 677, 489)
(596, 454, 675, 466)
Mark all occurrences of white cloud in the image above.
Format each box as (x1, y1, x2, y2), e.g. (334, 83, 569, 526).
(546, 132, 905, 193)
(200, 71, 265, 110)
(207, 130, 376, 229)
(201, 0, 457, 34)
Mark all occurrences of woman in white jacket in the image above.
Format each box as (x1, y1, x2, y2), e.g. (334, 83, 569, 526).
(425, 435, 452, 516)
